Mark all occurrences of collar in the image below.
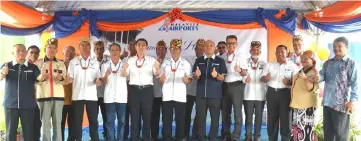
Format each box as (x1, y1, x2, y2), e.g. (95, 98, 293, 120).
(171, 57, 182, 63)
(12, 60, 29, 67)
(333, 55, 349, 61)
(248, 57, 259, 64)
(93, 56, 108, 62)
(44, 56, 58, 62)
(79, 56, 91, 61)
(204, 54, 216, 60)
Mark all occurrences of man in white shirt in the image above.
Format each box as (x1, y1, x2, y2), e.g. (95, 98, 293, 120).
(159, 39, 192, 141)
(220, 35, 248, 141)
(101, 43, 129, 141)
(288, 35, 320, 70)
(93, 41, 108, 139)
(151, 40, 167, 141)
(261, 45, 298, 141)
(66, 39, 102, 141)
(243, 41, 267, 141)
(184, 39, 205, 139)
(126, 38, 161, 141)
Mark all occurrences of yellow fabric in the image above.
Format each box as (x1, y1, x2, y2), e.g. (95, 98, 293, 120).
(35, 59, 67, 99)
(290, 68, 320, 109)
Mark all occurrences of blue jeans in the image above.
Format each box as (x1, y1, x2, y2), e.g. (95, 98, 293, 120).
(105, 103, 126, 141)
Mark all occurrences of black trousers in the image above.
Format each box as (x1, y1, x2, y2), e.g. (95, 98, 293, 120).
(71, 100, 99, 141)
(323, 106, 350, 141)
(61, 105, 73, 141)
(162, 101, 186, 141)
(196, 97, 222, 141)
(222, 81, 245, 140)
(266, 87, 291, 141)
(130, 85, 154, 141)
(151, 97, 162, 139)
(21, 106, 41, 141)
(5, 107, 35, 141)
(184, 95, 198, 138)
(97, 97, 107, 137)
(243, 100, 265, 138)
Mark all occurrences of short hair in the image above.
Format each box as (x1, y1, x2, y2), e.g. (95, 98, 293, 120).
(276, 45, 288, 51)
(217, 41, 226, 46)
(94, 41, 104, 48)
(27, 45, 40, 52)
(226, 35, 237, 41)
(13, 44, 25, 48)
(135, 38, 148, 46)
(293, 35, 303, 42)
(64, 45, 76, 52)
(333, 36, 348, 46)
(109, 43, 121, 51)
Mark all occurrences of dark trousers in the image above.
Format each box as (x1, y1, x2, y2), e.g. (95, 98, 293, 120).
(71, 100, 99, 141)
(21, 106, 41, 141)
(97, 97, 107, 137)
(184, 95, 198, 138)
(266, 87, 291, 141)
(124, 84, 131, 139)
(130, 85, 154, 141)
(5, 107, 35, 141)
(162, 101, 186, 141)
(222, 81, 245, 140)
(196, 97, 222, 141)
(151, 97, 162, 139)
(61, 105, 73, 141)
(220, 83, 228, 139)
(323, 106, 350, 141)
(243, 100, 265, 138)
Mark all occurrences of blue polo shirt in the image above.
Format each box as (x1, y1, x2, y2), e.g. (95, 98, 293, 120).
(1, 61, 40, 109)
(192, 54, 227, 99)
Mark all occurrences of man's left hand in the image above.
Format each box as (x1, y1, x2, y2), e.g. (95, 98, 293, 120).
(345, 102, 354, 114)
(282, 78, 291, 86)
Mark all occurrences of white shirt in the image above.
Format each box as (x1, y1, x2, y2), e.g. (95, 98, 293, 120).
(161, 57, 192, 102)
(221, 53, 248, 83)
(244, 58, 267, 101)
(184, 56, 198, 96)
(261, 61, 299, 89)
(127, 55, 157, 85)
(68, 56, 101, 101)
(101, 59, 128, 103)
(93, 56, 109, 98)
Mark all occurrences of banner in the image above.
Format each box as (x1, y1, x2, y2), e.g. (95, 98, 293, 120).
(93, 19, 268, 61)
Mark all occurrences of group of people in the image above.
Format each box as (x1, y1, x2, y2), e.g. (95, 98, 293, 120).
(1, 34, 359, 141)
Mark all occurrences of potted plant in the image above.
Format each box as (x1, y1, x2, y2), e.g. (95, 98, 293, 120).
(0, 121, 6, 141)
(313, 116, 324, 141)
(16, 125, 21, 141)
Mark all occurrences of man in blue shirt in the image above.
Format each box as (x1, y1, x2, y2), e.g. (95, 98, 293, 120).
(193, 40, 227, 141)
(1, 44, 47, 141)
(320, 37, 359, 141)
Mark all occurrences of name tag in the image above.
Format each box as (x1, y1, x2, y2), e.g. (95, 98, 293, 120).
(199, 63, 205, 65)
(212, 63, 219, 66)
(24, 70, 33, 73)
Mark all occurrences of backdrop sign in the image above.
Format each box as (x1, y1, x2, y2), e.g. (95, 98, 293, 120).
(137, 19, 268, 60)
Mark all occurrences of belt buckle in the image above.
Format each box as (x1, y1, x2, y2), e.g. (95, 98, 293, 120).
(139, 85, 145, 89)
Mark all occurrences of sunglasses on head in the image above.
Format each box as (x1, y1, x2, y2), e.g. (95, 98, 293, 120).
(251, 41, 261, 47)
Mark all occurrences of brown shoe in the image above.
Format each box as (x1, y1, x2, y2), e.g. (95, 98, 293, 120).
(244, 136, 252, 141)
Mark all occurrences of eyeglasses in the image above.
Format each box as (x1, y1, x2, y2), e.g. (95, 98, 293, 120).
(251, 41, 261, 47)
(293, 35, 302, 41)
(226, 42, 237, 47)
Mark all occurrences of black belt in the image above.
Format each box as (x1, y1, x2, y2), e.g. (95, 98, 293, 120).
(268, 86, 289, 91)
(226, 81, 243, 85)
(130, 85, 152, 89)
